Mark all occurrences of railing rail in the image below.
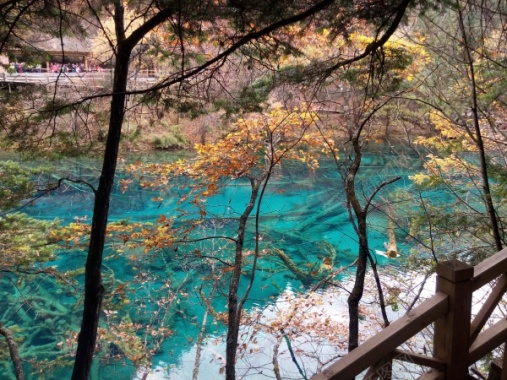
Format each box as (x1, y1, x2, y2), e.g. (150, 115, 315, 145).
(311, 248, 507, 380)
(0, 69, 169, 90)
(311, 293, 448, 380)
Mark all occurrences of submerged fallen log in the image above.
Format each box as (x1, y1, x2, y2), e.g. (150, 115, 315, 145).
(376, 219, 399, 259)
(384, 219, 399, 258)
(0, 322, 24, 380)
(271, 242, 336, 286)
(291, 195, 344, 233)
(272, 248, 316, 286)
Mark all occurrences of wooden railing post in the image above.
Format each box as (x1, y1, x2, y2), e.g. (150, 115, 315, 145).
(433, 259, 474, 378)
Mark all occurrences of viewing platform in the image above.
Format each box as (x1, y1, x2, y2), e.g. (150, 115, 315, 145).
(312, 248, 507, 380)
(0, 69, 164, 90)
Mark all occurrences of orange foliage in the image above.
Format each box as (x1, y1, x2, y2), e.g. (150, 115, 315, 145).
(127, 104, 335, 199)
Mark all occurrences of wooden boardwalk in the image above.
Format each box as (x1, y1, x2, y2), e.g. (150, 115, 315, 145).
(0, 70, 162, 90)
(312, 249, 507, 379)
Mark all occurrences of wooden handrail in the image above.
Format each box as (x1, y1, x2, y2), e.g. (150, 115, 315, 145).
(470, 273, 507, 342)
(473, 247, 507, 291)
(469, 319, 507, 364)
(311, 292, 448, 380)
(312, 249, 507, 379)
(0, 70, 167, 89)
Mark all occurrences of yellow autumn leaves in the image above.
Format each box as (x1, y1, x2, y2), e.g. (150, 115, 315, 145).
(127, 104, 334, 199)
(276, 25, 429, 84)
(410, 111, 495, 187)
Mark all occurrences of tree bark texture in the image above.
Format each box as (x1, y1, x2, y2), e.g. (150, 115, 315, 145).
(72, 3, 132, 378)
(0, 322, 25, 380)
(345, 138, 368, 352)
(225, 179, 260, 380)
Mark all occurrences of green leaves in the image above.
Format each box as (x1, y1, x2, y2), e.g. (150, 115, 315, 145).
(0, 213, 61, 268)
(0, 161, 42, 210)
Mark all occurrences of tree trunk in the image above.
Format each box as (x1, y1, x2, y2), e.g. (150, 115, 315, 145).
(347, 217, 369, 351)
(0, 322, 24, 380)
(367, 253, 390, 327)
(344, 136, 368, 353)
(225, 178, 260, 380)
(72, 4, 132, 378)
(456, 2, 503, 251)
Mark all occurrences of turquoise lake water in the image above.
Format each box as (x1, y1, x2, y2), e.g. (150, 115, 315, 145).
(0, 145, 423, 379)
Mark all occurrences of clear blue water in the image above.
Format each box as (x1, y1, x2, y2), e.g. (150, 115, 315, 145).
(0, 146, 422, 379)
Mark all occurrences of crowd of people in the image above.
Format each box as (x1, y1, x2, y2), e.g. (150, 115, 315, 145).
(49, 62, 87, 73)
(9, 62, 103, 73)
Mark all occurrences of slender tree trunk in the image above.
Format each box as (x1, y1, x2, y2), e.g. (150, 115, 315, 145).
(345, 138, 367, 352)
(345, 168, 395, 350)
(272, 335, 284, 380)
(347, 217, 369, 352)
(192, 308, 209, 380)
(225, 178, 260, 380)
(367, 253, 390, 327)
(344, 133, 396, 350)
(456, 1, 503, 251)
(72, 3, 132, 378)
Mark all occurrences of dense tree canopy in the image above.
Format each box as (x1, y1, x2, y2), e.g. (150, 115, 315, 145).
(1, 0, 507, 379)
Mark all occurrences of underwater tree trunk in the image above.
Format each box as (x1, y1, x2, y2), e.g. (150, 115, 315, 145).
(0, 323, 24, 380)
(273, 248, 316, 286)
(384, 219, 399, 257)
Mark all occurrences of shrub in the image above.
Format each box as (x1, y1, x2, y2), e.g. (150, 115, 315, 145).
(151, 125, 188, 150)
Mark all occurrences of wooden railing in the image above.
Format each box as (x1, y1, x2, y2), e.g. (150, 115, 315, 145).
(312, 248, 507, 380)
(0, 69, 167, 90)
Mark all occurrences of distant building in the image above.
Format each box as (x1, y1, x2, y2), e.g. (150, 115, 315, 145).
(5, 34, 94, 72)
